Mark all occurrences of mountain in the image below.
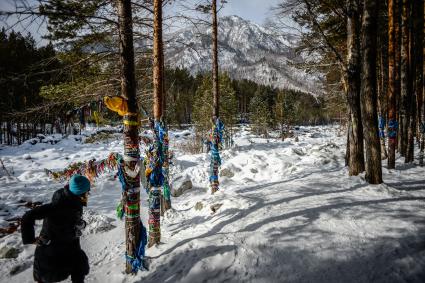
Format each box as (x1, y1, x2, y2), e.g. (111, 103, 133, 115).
(165, 15, 321, 94)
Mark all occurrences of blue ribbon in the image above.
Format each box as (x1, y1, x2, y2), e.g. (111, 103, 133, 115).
(125, 221, 148, 272)
(146, 121, 166, 188)
(388, 119, 398, 138)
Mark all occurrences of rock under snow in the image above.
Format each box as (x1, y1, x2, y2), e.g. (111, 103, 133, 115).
(171, 175, 193, 197)
(0, 246, 20, 259)
(83, 210, 116, 234)
(220, 168, 235, 178)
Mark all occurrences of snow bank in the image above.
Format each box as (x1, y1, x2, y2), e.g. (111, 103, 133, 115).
(1, 125, 424, 283)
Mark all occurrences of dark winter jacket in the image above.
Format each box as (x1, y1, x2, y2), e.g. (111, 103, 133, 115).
(21, 186, 89, 283)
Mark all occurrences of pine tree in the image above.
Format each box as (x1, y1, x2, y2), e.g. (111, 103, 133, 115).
(193, 74, 237, 135)
(347, 0, 365, 175)
(250, 88, 272, 138)
(116, 0, 141, 273)
(387, 0, 398, 169)
(360, 0, 382, 184)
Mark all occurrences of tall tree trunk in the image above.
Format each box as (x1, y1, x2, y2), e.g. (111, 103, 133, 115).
(346, 117, 351, 166)
(387, 0, 397, 168)
(406, 0, 416, 163)
(210, 0, 221, 194)
(361, 0, 382, 184)
(416, 0, 424, 166)
(400, 0, 410, 158)
(153, 0, 163, 122)
(159, 2, 171, 212)
(212, 0, 219, 118)
(395, 0, 402, 153)
(377, 8, 389, 160)
(347, 0, 365, 175)
(116, 0, 140, 274)
(149, 0, 164, 247)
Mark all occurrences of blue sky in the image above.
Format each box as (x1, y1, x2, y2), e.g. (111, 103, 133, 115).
(219, 0, 281, 25)
(0, 0, 282, 44)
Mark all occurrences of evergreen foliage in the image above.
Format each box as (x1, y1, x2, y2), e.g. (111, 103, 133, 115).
(192, 73, 238, 134)
(0, 29, 61, 121)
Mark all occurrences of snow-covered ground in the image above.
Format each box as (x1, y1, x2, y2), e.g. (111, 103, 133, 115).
(0, 125, 424, 283)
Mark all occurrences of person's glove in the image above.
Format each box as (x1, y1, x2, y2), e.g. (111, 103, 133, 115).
(34, 236, 51, 246)
(75, 219, 87, 237)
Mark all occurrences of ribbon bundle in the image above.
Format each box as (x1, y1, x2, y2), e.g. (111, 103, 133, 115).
(125, 220, 148, 272)
(209, 118, 224, 194)
(162, 125, 171, 209)
(145, 120, 167, 246)
(44, 152, 121, 183)
(378, 116, 386, 138)
(388, 119, 398, 141)
(144, 121, 165, 188)
(148, 187, 161, 246)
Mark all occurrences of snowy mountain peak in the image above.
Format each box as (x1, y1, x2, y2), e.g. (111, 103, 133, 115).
(166, 15, 321, 94)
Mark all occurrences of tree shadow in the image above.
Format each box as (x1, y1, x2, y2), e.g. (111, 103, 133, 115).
(137, 218, 425, 282)
(386, 180, 425, 192)
(153, 182, 368, 260)
(394, 163, 417, 171)
(234, 166, 344, 195)
(136, 245, 237, 283)
(240, 196, 425, 233)
(177, 230, 425, 282)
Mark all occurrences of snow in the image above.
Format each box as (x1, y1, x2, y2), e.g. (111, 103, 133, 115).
(1, 125, 424, 282)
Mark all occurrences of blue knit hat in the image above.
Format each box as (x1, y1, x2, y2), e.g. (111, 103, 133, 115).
(69, 174, 91, 196)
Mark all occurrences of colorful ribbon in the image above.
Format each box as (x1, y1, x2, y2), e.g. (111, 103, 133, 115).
(388, 119, 398, 139)
(44, 152, 122, 182)
(378, 115, 385, 138)
(145, 120, 167, 246)
(209, 118, 224, 194)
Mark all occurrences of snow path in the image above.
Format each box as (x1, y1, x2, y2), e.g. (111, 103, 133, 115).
(1, 126, 425, 283)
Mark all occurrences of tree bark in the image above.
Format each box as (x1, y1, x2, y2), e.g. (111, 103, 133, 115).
(361, 0, 382, 184)
(377, 7, 389, 160)
(406, 0, 416, 163)
(395, 0, 402, 153)
(415, 0, 424, 165)
(149, 0, 164, 247)
(388, 0, 400, 168)
(346, 0, 365, 175)
(212, 0, 219, 118)
(400, 0, 410, 158)
(156, 0, 171, 212)
(153, 0, 163, 122)
(116, 0, 140, 274)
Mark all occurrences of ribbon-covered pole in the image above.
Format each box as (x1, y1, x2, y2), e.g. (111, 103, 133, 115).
(147, 0, 164, 247)
(210, 117, 224, 194)
(116, 0, 142, 274)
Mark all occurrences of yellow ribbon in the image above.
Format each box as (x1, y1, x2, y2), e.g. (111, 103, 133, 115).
(104, 96, 129, 116)
(123, 120, 140, 126)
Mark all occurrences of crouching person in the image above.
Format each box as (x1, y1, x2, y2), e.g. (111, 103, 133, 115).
(21, 174, 91, 283)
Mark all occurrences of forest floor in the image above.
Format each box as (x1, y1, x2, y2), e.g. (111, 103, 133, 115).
(0, 125, 424, 283)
